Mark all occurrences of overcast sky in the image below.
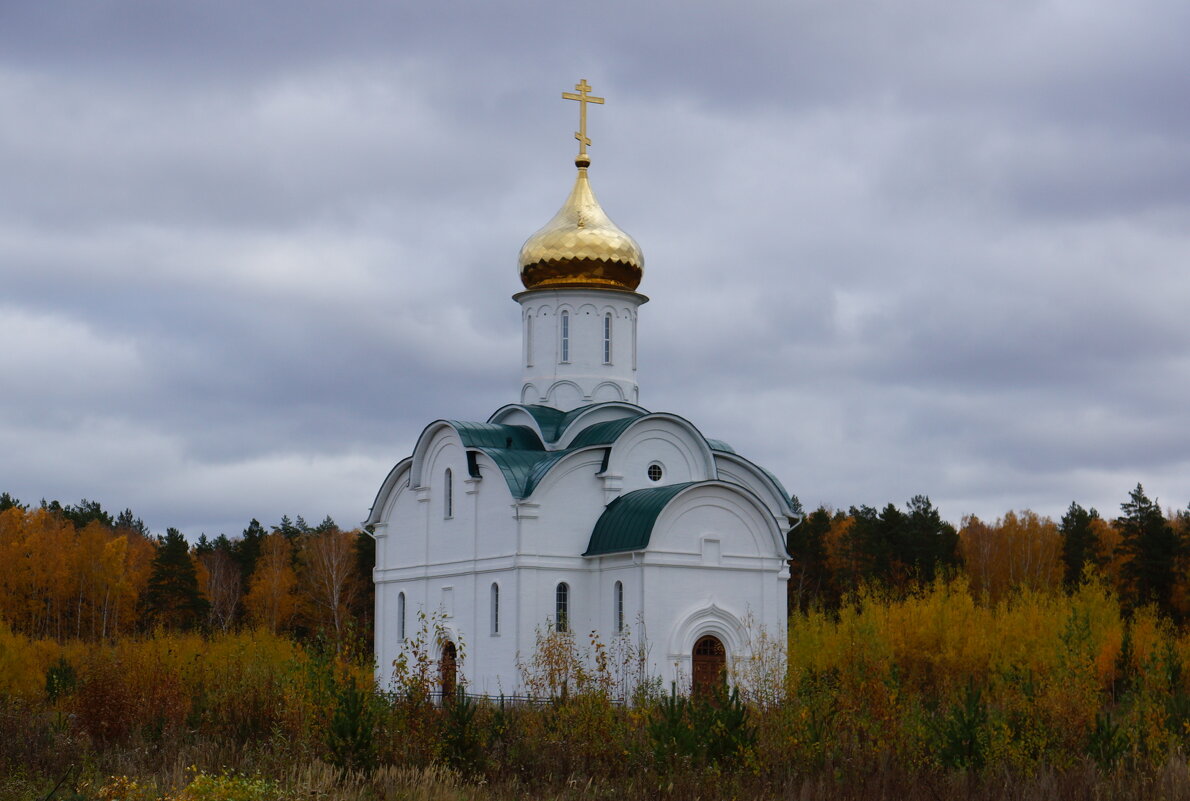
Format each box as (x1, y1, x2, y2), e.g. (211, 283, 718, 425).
(2, 0, 1188, 538)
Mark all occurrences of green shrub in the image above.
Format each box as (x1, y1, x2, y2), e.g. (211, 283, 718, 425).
(441, 691, 484, 776)
(933, 681, 988, 770)
(328, 675, 376, 772)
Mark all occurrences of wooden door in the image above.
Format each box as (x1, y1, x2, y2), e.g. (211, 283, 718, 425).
(692, 635, 726, 696)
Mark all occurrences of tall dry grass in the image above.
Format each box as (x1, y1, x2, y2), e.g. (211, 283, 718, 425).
(6, 577, 1190, 799)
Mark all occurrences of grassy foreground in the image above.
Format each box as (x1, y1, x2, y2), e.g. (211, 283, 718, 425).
(6, 578, 1190, 799)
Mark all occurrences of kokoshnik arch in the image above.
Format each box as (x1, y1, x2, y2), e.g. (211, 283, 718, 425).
(365, 80, 800, 696)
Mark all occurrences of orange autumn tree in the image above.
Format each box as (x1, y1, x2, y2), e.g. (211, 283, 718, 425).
(960, 511, 1062, 602)
(245, 532, 298, 632)
(0, 504, 155, 639)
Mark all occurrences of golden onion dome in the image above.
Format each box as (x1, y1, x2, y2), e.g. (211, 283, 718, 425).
(518, 159, 644, 292)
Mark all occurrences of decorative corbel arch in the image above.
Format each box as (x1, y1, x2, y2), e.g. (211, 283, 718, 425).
(667, 602, 747, 663)
(545, 379, 585, 408)
(590, 381, 626, 402)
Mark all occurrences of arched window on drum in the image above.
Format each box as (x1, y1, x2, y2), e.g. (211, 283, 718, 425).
(602, 313, 613, 364)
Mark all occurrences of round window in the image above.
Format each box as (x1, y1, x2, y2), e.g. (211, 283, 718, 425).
(647, 463, 663, 482)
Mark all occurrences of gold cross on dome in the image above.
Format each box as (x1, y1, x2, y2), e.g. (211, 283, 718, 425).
(562, 79, 604, 161)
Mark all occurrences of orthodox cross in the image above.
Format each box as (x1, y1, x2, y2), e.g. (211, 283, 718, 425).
(562, 79, 604, 161)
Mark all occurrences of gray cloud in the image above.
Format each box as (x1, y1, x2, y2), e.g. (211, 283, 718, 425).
(1, 0, 1188, 536)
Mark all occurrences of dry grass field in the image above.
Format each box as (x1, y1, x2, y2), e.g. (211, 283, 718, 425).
(5, 578, 1190, 799)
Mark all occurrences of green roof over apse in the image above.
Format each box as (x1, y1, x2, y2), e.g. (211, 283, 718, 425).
(584, 482, 701, 556)
(706, 438, 737, 454)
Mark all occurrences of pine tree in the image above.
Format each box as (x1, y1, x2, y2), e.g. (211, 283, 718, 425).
(876, 503, 908, 585)
(902, 495, 961, 583)
(235, 519, 267, 586)
(62, 499, 114, 530)
(1115, 484, 1183, 619)
(114, 508, 148, 536)
(843, 505, 885, 584)
(787, 507, 833, 612)
(1059, 501, 1102, 591)
(353, 529, 376, 631)
(273, 515, 310, 541)
(143, 528, 209, 630)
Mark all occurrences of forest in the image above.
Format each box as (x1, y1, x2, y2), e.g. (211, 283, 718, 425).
(3, 484, 1190, 800)
(0, 493, 373, 644)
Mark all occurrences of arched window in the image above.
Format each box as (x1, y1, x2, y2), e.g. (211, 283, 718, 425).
(398, 591, 406, 640)
(614, 580, 624, 633)
(555, 582, 569, 632)
(491, 582, 500, 635)
(444, 468, 453, 519)
(603, 313, 612, 364)
(560, 311, 570, 363)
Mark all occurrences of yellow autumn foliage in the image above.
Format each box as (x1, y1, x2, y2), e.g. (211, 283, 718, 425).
(780, 575, 1190, 769)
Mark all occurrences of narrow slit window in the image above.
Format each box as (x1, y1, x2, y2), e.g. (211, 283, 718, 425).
(491, 582, 500, 635)
(398, 591, 406, 640)
(603, 313, 612, 364)
(444, 468, 453, 519)
(614, 580, 624, 633)
(560, 312, 570, 363)
(525, 315, 533, 367)
(632, 316, 638, 370)
(555, 582, 569, 632)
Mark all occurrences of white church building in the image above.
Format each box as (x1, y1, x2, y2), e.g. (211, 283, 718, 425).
(366, 81, 799, 697)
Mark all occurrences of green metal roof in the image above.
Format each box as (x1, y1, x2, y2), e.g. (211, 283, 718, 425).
(450, 408, 795, 515)
(471, 448, 552, 498)
(516, 406, 567, 442)
(514, 404, 645, 443)
(584, 482, 700, 556)
(522, 450, 574, 497)
(517, 405, 593, 443)
(472, 446, 606, 499)
(567, 417, 639, 449)
(447, 422, 543, 451)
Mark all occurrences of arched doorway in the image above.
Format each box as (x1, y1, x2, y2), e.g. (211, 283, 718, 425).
(440, 641, 457, 700)
(692, 635, 726, 696)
